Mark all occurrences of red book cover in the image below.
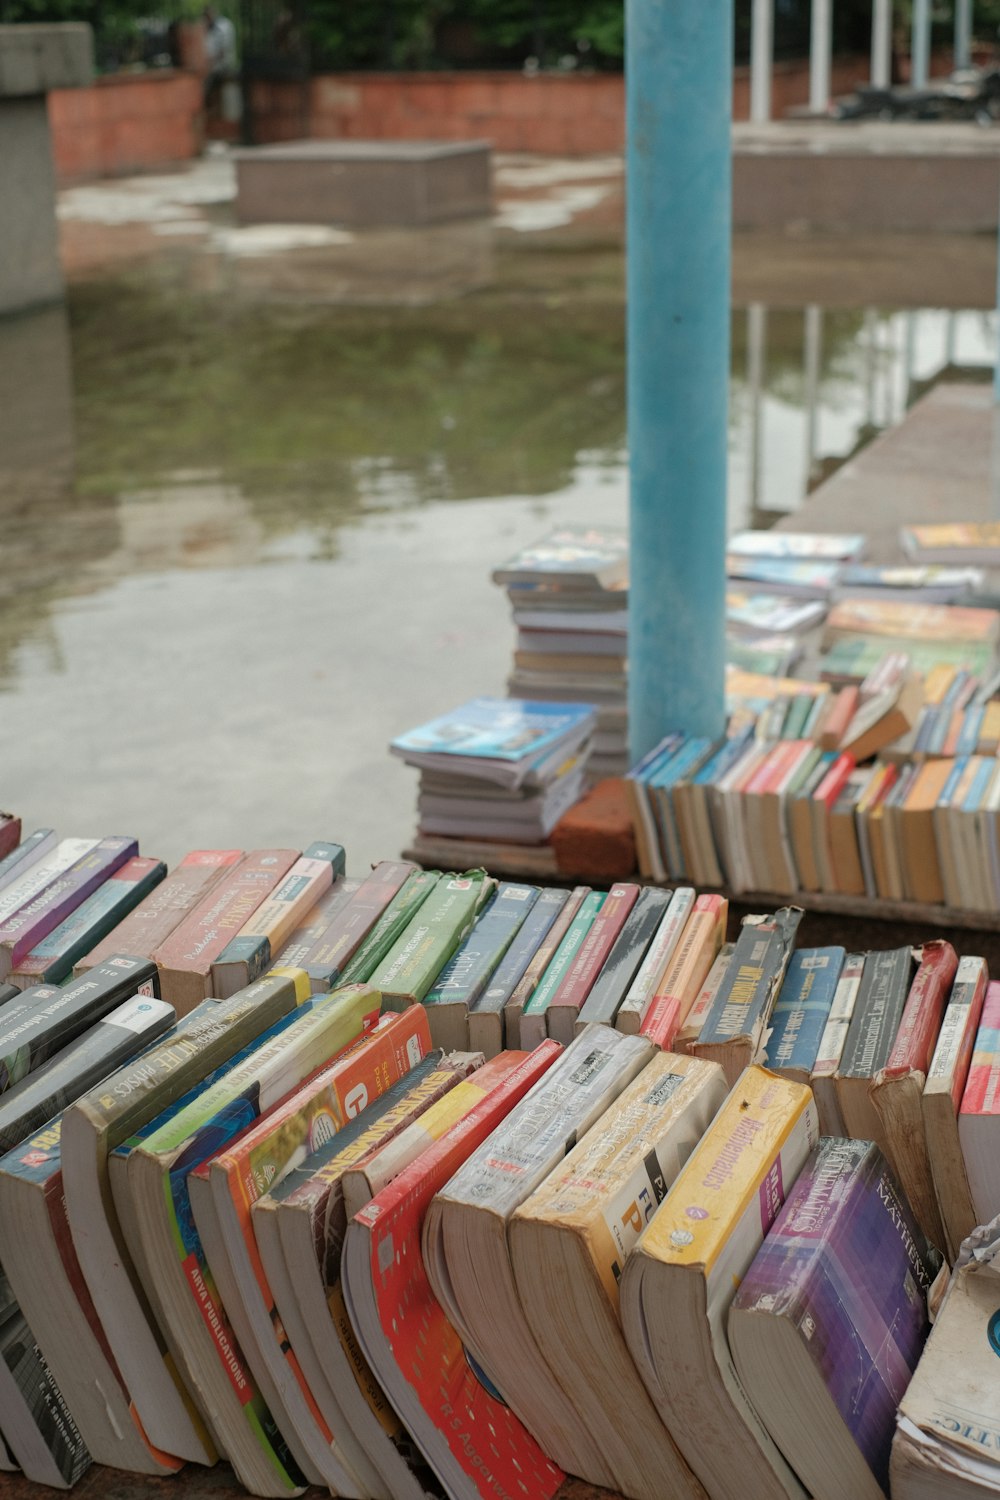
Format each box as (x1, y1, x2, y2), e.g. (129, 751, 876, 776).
(0, 815, 20, 862)
(189, 1006, 433, 1467)
(548, 882, 640, 1024)
(76, 850, 243, 974)
(960, 981, 1000, 1116)
(883, 940, 958, 1078)
(344, 1043, 566, 1500)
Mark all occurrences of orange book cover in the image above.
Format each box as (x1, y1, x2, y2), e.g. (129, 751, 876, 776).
(640, 894, 728, 1049)
(344, 1044, 566, 1500)
(189, 1006, 432, 1456)
(901, 759, 956, 904)
(819, 685, 859, 751)
(923, 663, 958, 706)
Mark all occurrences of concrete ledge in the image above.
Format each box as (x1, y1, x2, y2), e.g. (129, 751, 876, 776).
(0, 24, 92, 97)
(234, 138, 492, 227)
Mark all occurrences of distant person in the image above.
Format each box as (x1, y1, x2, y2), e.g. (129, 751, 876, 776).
(203, 5, 237, 112)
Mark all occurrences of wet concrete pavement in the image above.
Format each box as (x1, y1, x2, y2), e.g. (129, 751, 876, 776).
(1, 152, 997, 874)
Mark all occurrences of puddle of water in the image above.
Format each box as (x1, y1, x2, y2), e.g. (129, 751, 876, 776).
(0, 253, 994, 866)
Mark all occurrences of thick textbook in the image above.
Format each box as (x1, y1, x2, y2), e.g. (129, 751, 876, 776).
(188, 1007, 431, 1497)
(390, 697, 596, 790)
(153, 848, 300, 1013)
(0, 836, 137, 980)
(255, 1051, 488, 1500)
(0, 1307, 90, 1490)
(10, 857, 166, 987)
(0, 1116, 181, 1475)
(75, 849, 243, 974)
(422, 1026, 654, 1487)
(118, 984, 380, 1495)
(922, 953, 989, 1262)
(692, 907, 802, 1085)
(423, 882, 538, 1050)
(369, 871, 491, 1010)
(620, 1066, 820, 1500)
(892, 1219, 1000, 1499)
(510, 1052, 728, 1500)
(60, 968, 314, 1465)
(211, 841, 345, 997)
(341, 1044, 565, 1500)
(730, 1137, 936, 1500)
(0, 955, 159, 1094)
(869, 938, 958, 1250)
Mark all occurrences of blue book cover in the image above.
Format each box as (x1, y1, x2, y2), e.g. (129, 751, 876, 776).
(962, 755, 995, 812)
(956, 704, 986, 759)
(731, 1138, 936, 1496)
(390, 698, 594, 765)
(765, 947, 845, 1078)
(472, 887, 569, 1017)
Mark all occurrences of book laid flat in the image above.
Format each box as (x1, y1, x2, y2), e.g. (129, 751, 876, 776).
(892, 1215, 1000, 1499)
(730, 1137, 937, 1500)
(256, 1052, 492, 1500)
(210, 841, 345, 997)
(117, 984, 380, 1495)
(869, 938, 958, 1251)
(60, 969, 314, 1465)
(188, 1007, 431, 1497)
(922, 954, 989, 1262)
(620, 1066, 819, 1500)
(509, 1051, 728, 1500)
(74, 848, 243, 974)
(423, 1026, 656, 1488)
(341, 1044, 565, 1500)
(692, 907, 802, 1085)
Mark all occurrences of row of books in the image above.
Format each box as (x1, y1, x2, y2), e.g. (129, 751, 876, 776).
(2, 866, 1000, 1500)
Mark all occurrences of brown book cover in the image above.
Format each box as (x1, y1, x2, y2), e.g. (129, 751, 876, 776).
(900, 759, 955, 905)
(75, 850, 243, 975)
(153, 849, 299, 1013)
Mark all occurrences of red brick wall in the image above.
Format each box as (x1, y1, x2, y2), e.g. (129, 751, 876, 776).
(48, 72, 202, 182)
(250, 54, 955, 155)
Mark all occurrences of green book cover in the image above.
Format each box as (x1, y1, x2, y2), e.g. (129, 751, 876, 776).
(369, 871, 492, 1011)
(339, 870, 440, 986)
(522, 890, 607, 1020)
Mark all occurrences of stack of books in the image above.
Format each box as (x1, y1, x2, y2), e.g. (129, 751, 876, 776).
(3, 802, 1000, 1498)
(390, 696, 595, 858)
(493, 527, 630, 781)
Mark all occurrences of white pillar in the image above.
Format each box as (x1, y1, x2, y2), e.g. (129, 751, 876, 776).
(955, 0, 973, 70)
(912, 0, 931, 88)
(871, 0, 892, 86)
(750, 0, 774, 122)
(863, 308, 878, 429)
(809, 0, 833, 112)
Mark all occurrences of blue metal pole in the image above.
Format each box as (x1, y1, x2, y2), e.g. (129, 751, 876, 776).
(626, 0, 731, 760)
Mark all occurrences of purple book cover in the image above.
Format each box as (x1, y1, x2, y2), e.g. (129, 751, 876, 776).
(0, 838, 138, 977)
(732, 1137, 936, 1490)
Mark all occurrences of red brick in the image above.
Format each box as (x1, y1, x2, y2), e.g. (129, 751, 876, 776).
(551, 780, 637, 882)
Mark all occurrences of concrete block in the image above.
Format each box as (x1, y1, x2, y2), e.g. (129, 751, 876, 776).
(0, 96, 63, 314)
(0, 24, 92, 98)
(234, 139, 492, 227)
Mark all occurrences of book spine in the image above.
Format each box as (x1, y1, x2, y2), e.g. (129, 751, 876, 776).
(274, 877, 360, 970)
(505, 887, 588, 1023)
(373, 874, 491, 1008)
(577, 888, 672, 1031)
(425, 887, 538, 1010)
(473, 888, 569, 1018)
(0, 838, 138, 976)
(520, 893, 605, 1037)
(882, 940, 959, 1075)
(0, 831, 57, 896)
(616, 886, 696, 1031)
(212, 844, 344, 989)
(958, 981, 1000, 1115)
(765, 948, 845, 1076)
(12, 859, 167, 987)
(74, 850, 244, 975)
(337, 869, 437, 987)
(809, 953, 866, 1080)
(926, 956, 989, 1108)
(640, 896, 728, 1049)
(697, 908, 802, 1049)
(838, 947, 915, 1080)
(152, 849, 299, 986)
(549, 883, 639, 1017)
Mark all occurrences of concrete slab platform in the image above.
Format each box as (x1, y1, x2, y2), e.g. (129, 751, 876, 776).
(733, 119, 1000, 231)
(234, 139, 492, 228)
(0, 23, 92, 97)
